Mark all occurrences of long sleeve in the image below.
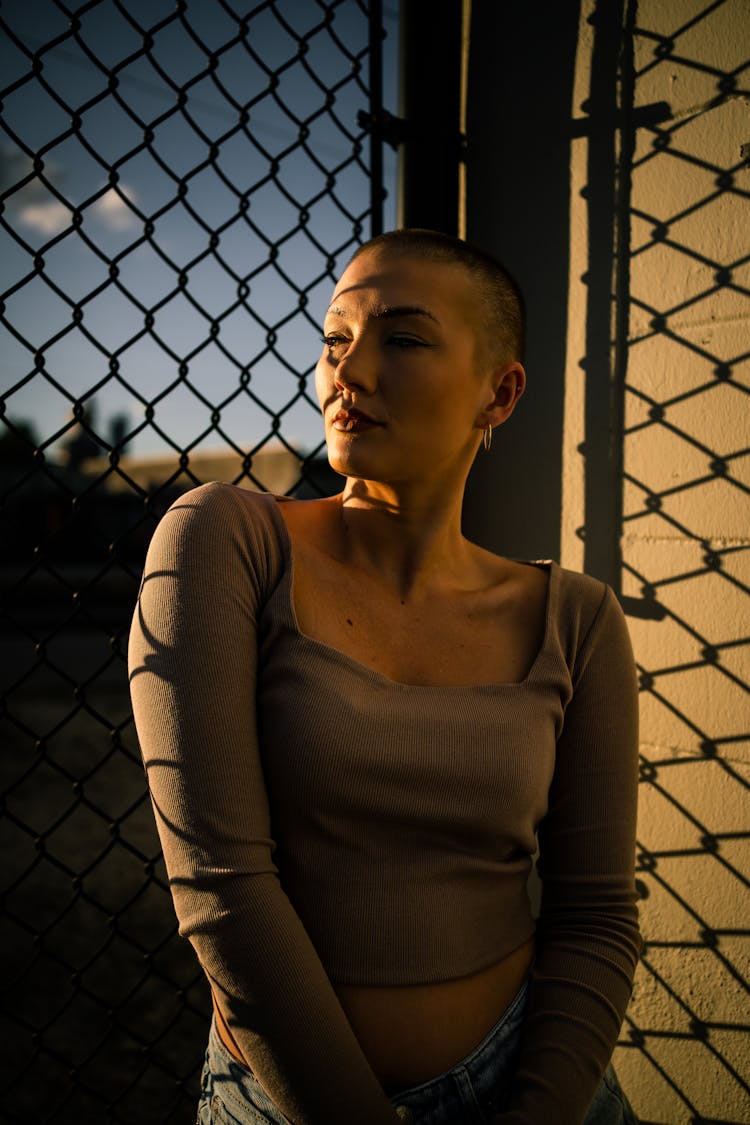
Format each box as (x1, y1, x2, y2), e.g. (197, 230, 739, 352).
(127, 483, 399, 1125)
(497, 586, 642, 1124)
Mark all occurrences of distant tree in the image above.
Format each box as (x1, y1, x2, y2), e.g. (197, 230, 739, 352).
(0, 419, 38, 464)
(108, 412, 130, 453)
(63, 401, 104, 469)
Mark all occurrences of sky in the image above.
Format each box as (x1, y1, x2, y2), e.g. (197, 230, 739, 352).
(0, 0, 398, 462)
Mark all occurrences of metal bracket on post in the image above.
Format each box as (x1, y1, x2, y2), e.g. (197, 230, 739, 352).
(357, 108, 412, 150)
(359, 108, 466, 153)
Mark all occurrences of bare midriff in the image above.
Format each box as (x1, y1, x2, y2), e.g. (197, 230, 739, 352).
(214, 937, 534, 1092)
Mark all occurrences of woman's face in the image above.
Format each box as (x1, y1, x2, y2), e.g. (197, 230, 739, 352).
(315, 248, 518, 485)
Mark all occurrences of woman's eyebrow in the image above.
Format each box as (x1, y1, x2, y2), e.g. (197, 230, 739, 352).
(325, 302, 438, 322)
(374, 304, 438, 322)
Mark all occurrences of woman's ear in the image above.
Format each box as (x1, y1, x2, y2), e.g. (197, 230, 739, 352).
(478, 362, 526, 430)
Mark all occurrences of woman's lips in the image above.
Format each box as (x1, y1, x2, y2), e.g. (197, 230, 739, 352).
(331, 409, 383, 433)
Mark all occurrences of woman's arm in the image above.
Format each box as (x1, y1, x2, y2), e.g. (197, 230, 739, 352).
(128, 483, 399, 1125)
(496, 585, 641, 1124)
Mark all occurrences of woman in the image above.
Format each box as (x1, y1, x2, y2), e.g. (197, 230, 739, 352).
(129, 229, 641, 1125)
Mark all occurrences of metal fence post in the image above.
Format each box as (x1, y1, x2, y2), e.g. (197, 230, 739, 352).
(397, 0, 464, 233)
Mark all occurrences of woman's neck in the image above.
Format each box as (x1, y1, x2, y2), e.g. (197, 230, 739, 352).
(331, 477, 475, 602)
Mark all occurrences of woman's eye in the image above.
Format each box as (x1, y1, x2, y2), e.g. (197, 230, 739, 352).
(321, 334, 348, 349)
(387, 335, 426, 348)
(320, 333, 427, 351)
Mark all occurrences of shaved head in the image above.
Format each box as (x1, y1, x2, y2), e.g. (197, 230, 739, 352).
(348, 229, 526, 366)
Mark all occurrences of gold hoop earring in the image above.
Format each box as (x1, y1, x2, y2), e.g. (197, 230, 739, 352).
(483, 425, 493, 452)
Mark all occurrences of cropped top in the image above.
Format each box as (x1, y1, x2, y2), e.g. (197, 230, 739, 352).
(128, 482, 641, 1125)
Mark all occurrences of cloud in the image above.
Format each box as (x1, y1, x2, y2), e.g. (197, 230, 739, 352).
(1, 144, 65, 199)
(14, 184, 140, 236)
(3, 141, 139, 238)
(92, 187, 139, 230)
(1, 147, 40, 196)
(17, 200, 70, 235)
(4, 144, 70, 233)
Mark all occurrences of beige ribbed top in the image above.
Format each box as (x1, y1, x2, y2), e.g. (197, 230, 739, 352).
(128, 482, 641, 1125)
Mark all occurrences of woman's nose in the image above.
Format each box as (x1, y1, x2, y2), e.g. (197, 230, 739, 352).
(333, 338, 378, 395)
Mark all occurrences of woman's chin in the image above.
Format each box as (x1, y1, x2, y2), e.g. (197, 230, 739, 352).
(325, 437, 385, 479)
(327, 452, 370, 480)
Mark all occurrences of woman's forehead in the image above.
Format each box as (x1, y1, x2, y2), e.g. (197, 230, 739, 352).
(329, 250, 475, 318)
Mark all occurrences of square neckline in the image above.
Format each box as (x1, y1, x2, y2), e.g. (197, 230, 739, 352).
(262, 492, 558, 691)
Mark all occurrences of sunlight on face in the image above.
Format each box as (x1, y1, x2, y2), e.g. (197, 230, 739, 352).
(315, 250, 502, 485)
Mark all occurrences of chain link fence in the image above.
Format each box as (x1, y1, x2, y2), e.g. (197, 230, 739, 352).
(0, 2, 393, 1120)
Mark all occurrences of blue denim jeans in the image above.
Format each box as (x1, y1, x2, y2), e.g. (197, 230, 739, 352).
(197, 980, 637, 1124)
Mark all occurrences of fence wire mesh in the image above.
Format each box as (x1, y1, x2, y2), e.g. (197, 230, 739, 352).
(612, 3, 750, 1121)
(0, 2, 391, 1120)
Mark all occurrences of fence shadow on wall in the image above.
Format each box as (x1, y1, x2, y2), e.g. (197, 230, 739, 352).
(581, 3, 750, 1122)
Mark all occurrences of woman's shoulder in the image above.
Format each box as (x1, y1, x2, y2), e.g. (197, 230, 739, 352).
(162, 481, 284, 534)
(492, 555, 609, 624)
(552, 562, 626, 623)
(551, 560, 608, 611)
(548, 562, 633, 676)
(148, 482, 291, 578)
(173, 479, 279, 513)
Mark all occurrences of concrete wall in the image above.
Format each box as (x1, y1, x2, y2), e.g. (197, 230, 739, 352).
(466, 1, 749, 1120)
(613, 6, 748, 1121)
